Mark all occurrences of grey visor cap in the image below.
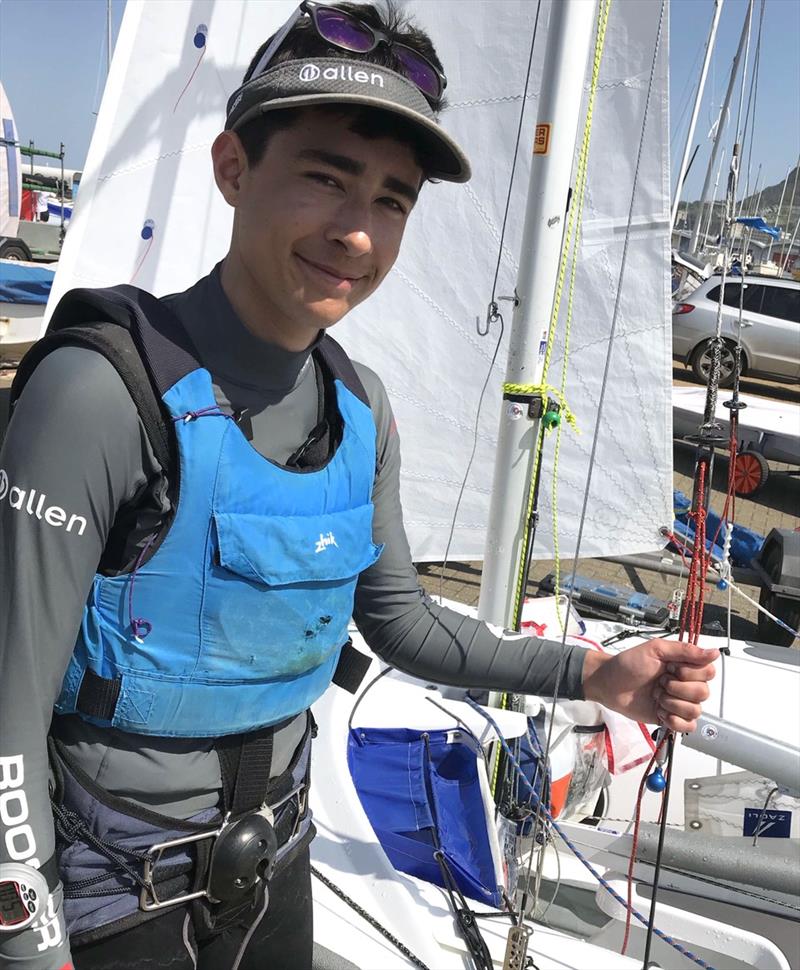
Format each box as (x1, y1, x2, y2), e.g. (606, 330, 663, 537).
(225, 58, 471, 183)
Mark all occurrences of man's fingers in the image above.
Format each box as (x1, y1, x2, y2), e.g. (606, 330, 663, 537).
(658, 678, 711, 703)
(657, 695, 704, 721)
(654, 639, 720, 667)
(658, 710, 700, 733)
(665, 662, 716, 683)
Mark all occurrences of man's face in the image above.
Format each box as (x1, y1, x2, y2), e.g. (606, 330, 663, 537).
(215, 109, 423, 348)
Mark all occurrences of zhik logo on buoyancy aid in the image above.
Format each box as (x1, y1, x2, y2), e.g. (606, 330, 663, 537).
(315, 531, 338, 554)
(0, 469, 87, 536)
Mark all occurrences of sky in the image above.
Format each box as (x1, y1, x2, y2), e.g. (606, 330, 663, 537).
(0, 0, 798, 201)
(669, 0, 800, 204)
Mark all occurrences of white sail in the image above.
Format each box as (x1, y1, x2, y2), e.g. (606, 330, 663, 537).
(0, 82, 22, 240)
(47, 0, 672, 562)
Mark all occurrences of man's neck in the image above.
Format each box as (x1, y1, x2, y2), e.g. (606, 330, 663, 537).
(220, 254, 318, 353)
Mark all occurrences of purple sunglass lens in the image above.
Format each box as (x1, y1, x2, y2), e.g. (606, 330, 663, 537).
(315, 9, 375, 53)
(395, 46, 441, 100)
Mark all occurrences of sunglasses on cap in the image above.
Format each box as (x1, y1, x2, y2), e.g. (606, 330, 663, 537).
(248, 1, 447, 104)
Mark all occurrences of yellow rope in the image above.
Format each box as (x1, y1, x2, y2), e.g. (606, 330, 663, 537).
(551, 0, 612, 624)
(491, 0, 612, 801)
(502, 382, 580, 432)
(509, 0, 612, 629)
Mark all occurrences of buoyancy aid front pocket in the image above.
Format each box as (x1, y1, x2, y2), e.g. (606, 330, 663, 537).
(197, 506, 382, 682)
(213, 504, 383, 587)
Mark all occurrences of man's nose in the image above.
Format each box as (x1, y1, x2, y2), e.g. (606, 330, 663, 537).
(325, 204, 374, 258)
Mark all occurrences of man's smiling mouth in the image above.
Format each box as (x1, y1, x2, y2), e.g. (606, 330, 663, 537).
(295, 254, 365, 291)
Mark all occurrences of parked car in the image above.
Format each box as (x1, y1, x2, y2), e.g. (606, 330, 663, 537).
(672, 275, 800, 387)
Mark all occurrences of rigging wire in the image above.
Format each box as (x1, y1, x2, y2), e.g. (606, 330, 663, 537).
(496, 0, 615, 925)
(744, 3, 765, 190)
(732, 0, 754, 162)
(506, 0, 613, 633)
(438, 0, 543, 605)
(735, 0, 765, 225)
(751, 786, 780, 848)
(523, 0, 667, 924)
(660, 528, 800, 639)
(465, 697, 717, 970)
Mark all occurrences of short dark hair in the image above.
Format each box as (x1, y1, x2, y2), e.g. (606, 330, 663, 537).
(236, 1, 447, 175)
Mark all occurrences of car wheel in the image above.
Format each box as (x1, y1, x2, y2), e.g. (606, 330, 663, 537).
(690, 340, 738, 388)
(0, 242, 28, 260)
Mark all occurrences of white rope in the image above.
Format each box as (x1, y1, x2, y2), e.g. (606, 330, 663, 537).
(722, 576, 799, 639)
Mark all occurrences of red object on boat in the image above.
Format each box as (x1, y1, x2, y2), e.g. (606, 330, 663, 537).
(19, 188, 36, 222)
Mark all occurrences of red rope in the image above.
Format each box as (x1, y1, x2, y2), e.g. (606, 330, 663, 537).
(681, 460, 710, 645)
(621, 736, 667, 955)
(624, 403, 739, 955)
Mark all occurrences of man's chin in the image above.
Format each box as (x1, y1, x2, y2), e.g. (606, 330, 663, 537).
(302, 298, 357, 331)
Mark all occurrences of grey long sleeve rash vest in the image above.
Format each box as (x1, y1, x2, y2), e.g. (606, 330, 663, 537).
(0, 264, 586, 967)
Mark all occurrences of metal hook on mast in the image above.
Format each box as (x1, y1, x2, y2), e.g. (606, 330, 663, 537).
(477, 292, 519, 337)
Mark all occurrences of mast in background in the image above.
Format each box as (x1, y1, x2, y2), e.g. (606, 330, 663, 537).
(477, 0, 597, 627)
(671, 0, 724, 231)
(770, 158, 800, 265)
(702, 147, 726, 247)
(690, 0, 754, 254)
(107, 0, 113, 77)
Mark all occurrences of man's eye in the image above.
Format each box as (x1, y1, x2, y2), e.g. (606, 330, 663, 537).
(380, 197, 407, 215)
(306, 172, 340, 188)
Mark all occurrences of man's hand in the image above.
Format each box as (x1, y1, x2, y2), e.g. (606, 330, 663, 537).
(581, 638, 718, 732)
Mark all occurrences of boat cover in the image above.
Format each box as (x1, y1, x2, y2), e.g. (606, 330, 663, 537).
(673, 489, 764, 568)
(0, 261, 54, 305)
(348, 726, 504, 906)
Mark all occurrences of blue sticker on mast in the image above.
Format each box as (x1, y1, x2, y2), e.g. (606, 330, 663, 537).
(743, 808, 791, 838)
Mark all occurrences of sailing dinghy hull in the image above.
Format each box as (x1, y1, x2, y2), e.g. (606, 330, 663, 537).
(309, 601, 799, 969)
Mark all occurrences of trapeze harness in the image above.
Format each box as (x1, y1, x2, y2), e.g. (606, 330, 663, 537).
(12, 285, 377, 945)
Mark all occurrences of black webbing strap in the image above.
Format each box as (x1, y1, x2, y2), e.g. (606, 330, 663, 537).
(215, 726, 274, 819)
(285, 356, 340, 469)
(38, 853, 60, 895)
(75, 667, 122, 721)
(332, 639, 372, 694)
(11, 321, 174, 478)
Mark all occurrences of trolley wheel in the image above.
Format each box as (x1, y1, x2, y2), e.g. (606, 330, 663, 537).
(733, 450, 769, 497)
(758, 545, 800, 648)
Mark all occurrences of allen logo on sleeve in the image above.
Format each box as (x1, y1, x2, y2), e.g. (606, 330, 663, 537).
(0, 470, 87, 536)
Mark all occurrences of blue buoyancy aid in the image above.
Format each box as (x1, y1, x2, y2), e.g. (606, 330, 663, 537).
(47, 286, 382, 737)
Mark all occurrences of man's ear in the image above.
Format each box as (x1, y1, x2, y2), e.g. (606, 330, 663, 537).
(211, 131, 248, 207)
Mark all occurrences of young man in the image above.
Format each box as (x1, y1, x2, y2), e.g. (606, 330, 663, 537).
(0, 4, 717, 968)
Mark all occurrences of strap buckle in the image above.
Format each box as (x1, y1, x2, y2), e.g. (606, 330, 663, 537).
(139, 784, 308, 913)
(140, 826, 222, 912)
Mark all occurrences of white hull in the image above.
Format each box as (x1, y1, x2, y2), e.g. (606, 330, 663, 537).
(309, 603, 800, 969)
(0, 302, 44, 364)
(0, 257, 53, 364)
(673, 386, 800, 466)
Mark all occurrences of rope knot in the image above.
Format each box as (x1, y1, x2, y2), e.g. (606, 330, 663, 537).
(131, 618, 152, 643)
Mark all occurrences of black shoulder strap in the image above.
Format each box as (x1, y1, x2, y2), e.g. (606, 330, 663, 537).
(10, 285, 199, 477)
(316, 333, 370, 407)
(11, 321, 172, 475)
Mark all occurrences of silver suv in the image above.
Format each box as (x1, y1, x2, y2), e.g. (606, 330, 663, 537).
(672, 275, 800, 386)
